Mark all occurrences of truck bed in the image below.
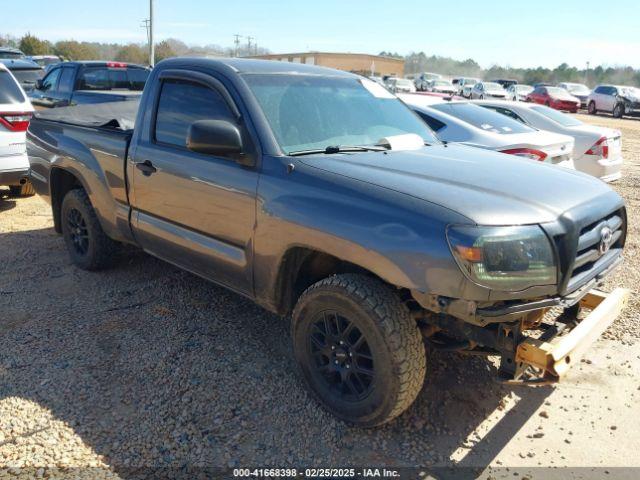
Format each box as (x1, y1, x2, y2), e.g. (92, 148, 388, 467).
(28, 104, 134, 238)
(33, 100, 139, 131)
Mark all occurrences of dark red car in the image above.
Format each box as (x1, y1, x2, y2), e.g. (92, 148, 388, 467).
(525, 86, 580, 112)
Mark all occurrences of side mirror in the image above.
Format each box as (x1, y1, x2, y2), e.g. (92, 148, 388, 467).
(35, 79, 44, 90)
(187, 119, 243, 157)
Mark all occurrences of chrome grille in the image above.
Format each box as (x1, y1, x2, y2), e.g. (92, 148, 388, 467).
(565, 210, 625, 292)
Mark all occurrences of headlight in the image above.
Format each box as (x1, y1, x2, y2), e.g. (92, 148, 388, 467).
(447, 225, 556, 291)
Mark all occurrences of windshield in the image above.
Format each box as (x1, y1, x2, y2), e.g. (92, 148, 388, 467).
(10, 69, 44, 85)
(35, 57, 60, 67)
(530, 105, 582, 127)
(566, 84, 589, 94)
(432, 102, 535, 134)
(484, 82, 503, 90)
(547, 87, 573, 98)
(243, 74, 439, 154)
(0, 51, 24, 59)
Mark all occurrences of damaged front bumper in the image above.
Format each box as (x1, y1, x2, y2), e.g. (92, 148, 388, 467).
(415, 285, 629, 385)
(515, 288, 629, 382)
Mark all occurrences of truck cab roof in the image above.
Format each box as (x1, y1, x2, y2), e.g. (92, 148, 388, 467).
(157, 57, 355, 77)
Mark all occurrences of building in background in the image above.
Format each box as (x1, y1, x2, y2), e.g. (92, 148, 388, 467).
(249, 52, 404, 77)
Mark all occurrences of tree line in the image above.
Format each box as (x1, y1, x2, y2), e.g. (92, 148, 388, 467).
(397, 51, 640, 88)
(2, 33, 637, 87)
(0, 33, 270, 65)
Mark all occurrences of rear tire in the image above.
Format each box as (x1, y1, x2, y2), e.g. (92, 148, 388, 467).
(291, 274, 426, 427)
(588, 101, 597, 115)
(61, 188, 119, 271)
(9, 181, 35, 197)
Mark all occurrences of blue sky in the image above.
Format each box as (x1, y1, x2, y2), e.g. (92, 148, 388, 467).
(4, 0, 640, 68)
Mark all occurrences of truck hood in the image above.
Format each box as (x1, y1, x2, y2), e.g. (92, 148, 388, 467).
(299, 143, 618, 225)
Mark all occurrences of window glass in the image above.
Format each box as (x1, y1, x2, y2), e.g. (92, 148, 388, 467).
(155, 79, 234, 148)
(0, 50, 24, 59)
(58, 68, 75, 93)
(416, 111, 446, 132)
(243, 74, 439, 154)
(78, 67, 150, 91)
(0, 71, 26, 103)
(128, 69, 149, 91)
(529, 105, 582, 126)
(482, 106, 525, 123)
(594, 86, 605, 94)
(432, 103, 535, 134)
(40, 68, 61, 91)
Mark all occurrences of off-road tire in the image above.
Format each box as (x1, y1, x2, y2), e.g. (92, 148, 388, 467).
(9, 181, 35, 197)
(588, 101, 597, 115)
(291, 274, 426, 427)
(60, 188, 118, 271)
(613, 103, 625, 119)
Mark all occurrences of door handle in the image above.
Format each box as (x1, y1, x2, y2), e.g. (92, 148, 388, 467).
(135, 160, 157, 176)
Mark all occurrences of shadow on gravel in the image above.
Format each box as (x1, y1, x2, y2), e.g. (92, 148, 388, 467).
(0, 226, 553, 479)
(0, 189, 16, 213)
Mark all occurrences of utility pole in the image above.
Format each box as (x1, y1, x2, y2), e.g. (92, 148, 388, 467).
(234, 34, 242, 57)
(247, 36, 254, 57)
(149, 0, 155, 67)
(585, 61, 590, 85)
(254, 41, 258, 56)
(141, 19, 150, 49)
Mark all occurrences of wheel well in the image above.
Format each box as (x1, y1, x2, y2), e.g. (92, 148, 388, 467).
(50, 168, 82, 233)
(274, 247, 386, 316)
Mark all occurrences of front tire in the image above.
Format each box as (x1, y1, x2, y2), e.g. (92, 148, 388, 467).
(292, 274, 426, 427)
(613, 103, 625, 118)
(61, 188, 119, 270)
(588, 101, 597, 115)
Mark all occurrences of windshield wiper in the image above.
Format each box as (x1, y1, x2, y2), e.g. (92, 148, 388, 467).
(288, 145, 389, 156)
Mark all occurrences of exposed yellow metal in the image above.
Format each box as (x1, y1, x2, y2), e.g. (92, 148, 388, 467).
(515, 288, 630, 381)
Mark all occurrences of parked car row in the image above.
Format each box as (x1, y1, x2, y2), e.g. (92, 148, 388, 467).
(0, 52, 149, 195)
(410, 70, 640, 119)
(398, 94, 622, 182)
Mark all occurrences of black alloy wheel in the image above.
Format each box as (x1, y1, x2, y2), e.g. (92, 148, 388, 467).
(67, 208, 90, 256)
(308, 310, 375, 401)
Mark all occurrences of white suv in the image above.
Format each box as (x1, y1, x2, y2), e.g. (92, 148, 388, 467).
(0, 63, 34, 196)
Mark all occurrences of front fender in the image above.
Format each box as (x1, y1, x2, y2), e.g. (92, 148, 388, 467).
(253, 157, 472, 311)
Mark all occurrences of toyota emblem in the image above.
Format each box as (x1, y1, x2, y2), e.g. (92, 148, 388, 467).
(599, 226, 613, 255)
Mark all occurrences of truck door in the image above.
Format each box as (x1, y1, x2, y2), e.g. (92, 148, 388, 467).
(129, 71, 259, 296)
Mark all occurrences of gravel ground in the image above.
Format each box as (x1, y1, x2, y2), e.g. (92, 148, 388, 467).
(1, 113, 640, 479)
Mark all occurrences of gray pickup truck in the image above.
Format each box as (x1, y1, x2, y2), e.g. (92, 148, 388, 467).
(27, 58, 628, 427)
